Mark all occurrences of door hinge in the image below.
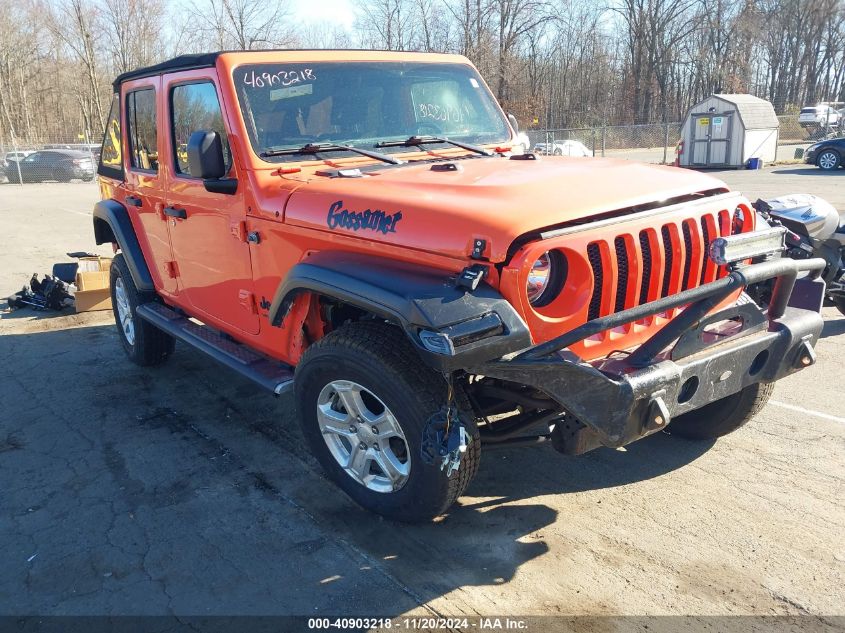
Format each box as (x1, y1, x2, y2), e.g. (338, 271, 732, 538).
(165, 261, 179, 279)
(230, 220, 247, 242)
(238, 289, 258, 314)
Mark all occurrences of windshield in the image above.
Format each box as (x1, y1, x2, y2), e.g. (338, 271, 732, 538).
(232, 62, 510, 162)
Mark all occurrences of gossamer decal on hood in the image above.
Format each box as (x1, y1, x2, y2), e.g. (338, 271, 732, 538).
(326, 200, 403, 235)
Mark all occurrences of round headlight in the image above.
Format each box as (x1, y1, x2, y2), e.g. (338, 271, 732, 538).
(526, 251, 565, 307)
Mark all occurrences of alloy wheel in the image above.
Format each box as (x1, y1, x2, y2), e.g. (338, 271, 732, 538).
(316, 380, 411, 493)
(818, 151, 839, 170)
(114, 277, 135, 345)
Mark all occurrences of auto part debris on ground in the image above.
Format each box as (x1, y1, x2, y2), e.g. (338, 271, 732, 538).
(4, 252, 108, 313)
(6, 274, 74, 311)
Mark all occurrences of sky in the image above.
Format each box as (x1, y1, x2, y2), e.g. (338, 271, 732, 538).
(289, 0, 357, 31)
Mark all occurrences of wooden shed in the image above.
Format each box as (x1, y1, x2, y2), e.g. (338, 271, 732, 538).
(679, 94, 779, 168)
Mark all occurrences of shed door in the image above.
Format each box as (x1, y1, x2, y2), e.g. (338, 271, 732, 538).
(691, 113, 732, 165)
(708, 114, 731, 164)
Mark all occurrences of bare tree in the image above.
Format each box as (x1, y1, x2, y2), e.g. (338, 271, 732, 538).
(47, 0, 106, 133)
(186, 0, 292, 51)
(101, 0, 166, 74)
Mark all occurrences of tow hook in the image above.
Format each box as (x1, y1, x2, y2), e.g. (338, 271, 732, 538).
(794, 340, 816, 368)
(644, 395, 671, 432)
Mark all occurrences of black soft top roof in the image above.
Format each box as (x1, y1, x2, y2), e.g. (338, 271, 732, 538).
(112, 52, 221, 90)
(111, 49, 440, 90)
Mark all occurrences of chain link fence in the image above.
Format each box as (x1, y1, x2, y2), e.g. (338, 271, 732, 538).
(0, 128, 101, 185)
(523, 115, 840, 165)
(525, 123, 681, 164)
(1, 114, 838, 186)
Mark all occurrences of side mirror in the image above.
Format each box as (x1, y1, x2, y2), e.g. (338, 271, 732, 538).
(187, 130, 237, 194)
(187, 130, 226, 179)
(507, 113, 520, 134)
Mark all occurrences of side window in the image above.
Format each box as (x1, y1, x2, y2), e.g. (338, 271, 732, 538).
(126, 88, 158, 172)
(99, 93, 122, 177)
(171, 82, 231, 177)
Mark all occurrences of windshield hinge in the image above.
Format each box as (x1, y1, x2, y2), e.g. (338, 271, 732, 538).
(471, 238, 487, 260)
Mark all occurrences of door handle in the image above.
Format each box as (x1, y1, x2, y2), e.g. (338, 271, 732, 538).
(125, 195, 142, 207)
(163, 206, 187, 219)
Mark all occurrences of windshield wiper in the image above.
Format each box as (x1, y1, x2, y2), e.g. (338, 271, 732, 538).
(374, 135, 494, 156)
(260, 143, 403, 165)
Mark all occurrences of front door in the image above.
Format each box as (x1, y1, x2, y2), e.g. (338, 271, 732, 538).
(163, 74, 259, 335)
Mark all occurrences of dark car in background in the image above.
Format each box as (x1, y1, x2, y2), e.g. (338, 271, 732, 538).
(804, 138, 845, 170)
(4, 149, 95, 183)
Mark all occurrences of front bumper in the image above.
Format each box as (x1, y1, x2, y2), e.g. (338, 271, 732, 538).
(471, 257, 826, 450)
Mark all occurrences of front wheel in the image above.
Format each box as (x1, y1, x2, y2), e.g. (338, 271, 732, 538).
(110, 253, 175, 366)
(668, 382, 773, 440)
(817, 150, 841, 170)
(294, 321, 480, 522)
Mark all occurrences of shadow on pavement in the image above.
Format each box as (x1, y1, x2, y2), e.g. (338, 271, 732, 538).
(770, 167, 842, 176)
(821, 314, 845, 339)
(0, 322, 714, 616)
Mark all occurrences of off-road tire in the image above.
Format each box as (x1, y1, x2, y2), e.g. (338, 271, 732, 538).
(668, 382, 774, 440)
(817, 149, 841, 170)
(109, 253, 174, 366)
(294, 321, 480, 522)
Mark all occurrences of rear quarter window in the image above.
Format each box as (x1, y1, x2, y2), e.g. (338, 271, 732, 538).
(98, 93, 123, 179)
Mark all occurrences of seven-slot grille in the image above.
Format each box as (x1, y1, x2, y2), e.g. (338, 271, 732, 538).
(585, 209, 734, 320)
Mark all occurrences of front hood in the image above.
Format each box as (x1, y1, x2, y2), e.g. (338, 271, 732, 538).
(283, 156, 729, 262)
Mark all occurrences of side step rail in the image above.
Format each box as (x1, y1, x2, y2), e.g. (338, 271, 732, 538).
(136, 303, 294, 395)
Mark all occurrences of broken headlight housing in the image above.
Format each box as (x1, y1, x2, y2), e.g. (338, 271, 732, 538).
(526, 250, 565, 307)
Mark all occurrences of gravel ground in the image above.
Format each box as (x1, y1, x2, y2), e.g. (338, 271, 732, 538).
(0, 170, 843, 623)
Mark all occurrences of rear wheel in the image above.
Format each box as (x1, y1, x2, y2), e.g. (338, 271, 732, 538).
(294, 321, 480, 522)
(110, 254, 175, 366)
(668, 382, 773, 440)
(817, 150, 841, 170)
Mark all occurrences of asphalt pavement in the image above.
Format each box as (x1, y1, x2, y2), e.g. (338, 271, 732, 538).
(0, 168, 843, 622)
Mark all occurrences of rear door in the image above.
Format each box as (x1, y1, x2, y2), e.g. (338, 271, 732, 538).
(162, 73, 259, 335)
(122, 77, 178, 296)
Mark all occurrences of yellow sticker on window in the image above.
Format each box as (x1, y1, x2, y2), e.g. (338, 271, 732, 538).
(699, 117, 710, 126)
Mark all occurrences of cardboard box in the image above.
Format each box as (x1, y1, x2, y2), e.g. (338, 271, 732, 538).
(76, 270, 110, 291)
(75, 257, 113, 312)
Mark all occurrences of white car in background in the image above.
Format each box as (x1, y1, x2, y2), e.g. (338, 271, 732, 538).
(798, 105, 841, 129)
(533, 139, 592, 157)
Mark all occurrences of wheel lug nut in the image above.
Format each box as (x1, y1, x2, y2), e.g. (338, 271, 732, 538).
(373, 443, 380, 451)
(359, 441, 367, 450)
(371, 426, 379, 434)
(349, 425, 357, 433)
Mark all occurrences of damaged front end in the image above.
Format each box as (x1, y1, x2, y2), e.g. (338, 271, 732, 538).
(468, 255, 826, 454)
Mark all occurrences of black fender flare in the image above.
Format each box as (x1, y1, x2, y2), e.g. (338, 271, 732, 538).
(268, 251, 532, 370)
(92, 199, 154, 293)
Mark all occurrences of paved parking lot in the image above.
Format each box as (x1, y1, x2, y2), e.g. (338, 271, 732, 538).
(1, 166, 843, 621)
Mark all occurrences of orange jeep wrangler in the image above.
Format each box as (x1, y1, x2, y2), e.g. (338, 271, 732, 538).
(94, 50, 826, 522)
